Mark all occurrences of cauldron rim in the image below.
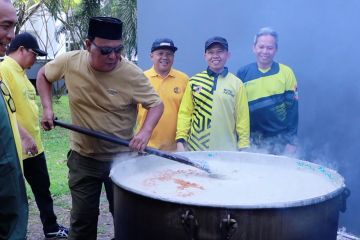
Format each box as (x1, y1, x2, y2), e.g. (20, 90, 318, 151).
(111, 151, 346, 209)
(114, 180, 346, 209)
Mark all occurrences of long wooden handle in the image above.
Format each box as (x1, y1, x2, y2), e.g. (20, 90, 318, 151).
(53, 119, 211, 173)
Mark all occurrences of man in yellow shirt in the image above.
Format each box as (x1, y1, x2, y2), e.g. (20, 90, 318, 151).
(1, 32, 69, 239)
(137, 38, 189, 151)
(0, 0, 28, 238)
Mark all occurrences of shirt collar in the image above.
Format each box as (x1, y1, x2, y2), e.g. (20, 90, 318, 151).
(3, 56, 25, 73)
(207, 67, 228, 78)
(149, 66, 175, 78)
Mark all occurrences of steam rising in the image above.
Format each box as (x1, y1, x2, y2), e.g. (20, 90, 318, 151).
(138, 0, 360, 235)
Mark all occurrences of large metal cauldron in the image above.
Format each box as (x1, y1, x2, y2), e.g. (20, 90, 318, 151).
(110, 151, 348, 240)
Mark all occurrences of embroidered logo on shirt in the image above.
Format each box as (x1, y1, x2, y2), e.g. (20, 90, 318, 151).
(223, 89, 235, 97)
(25, 89, 36, 100)
(193, 85, 202, 93)
(107, 88, 119, 96)
(174, 87, 180, 94)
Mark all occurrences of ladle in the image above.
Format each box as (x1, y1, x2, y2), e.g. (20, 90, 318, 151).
(53, 119, 216, 175)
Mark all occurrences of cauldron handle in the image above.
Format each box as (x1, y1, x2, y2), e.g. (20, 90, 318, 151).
(220, 214, 238, 240)
(181, 209, 199, 240)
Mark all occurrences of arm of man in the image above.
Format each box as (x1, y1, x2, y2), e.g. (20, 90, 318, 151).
(17, 122, 38, 156)
(129, 103, 163, 151)
(175, 82, 193, 151)
(235, 83, 250, 149)
(36, 66, 54, 131)
(283, 68, 299, 154)
(283, 102, 298, 155)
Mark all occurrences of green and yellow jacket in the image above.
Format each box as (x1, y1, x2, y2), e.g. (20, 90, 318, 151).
(176, 67, 250, 150)
(237, 62, 298, 145)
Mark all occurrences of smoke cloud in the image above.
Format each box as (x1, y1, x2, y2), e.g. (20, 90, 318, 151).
(138, 0, 360, 235)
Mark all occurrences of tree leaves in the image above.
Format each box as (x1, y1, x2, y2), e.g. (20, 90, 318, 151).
(13, 0, 137, 61)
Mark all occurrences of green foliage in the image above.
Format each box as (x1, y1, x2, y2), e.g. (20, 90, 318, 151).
(102, 0, 137, 60)
(14, 0, 137, 59)
(45, 0, 94, 50)
(13, 0, 44, 34)
(46, 0, 137, 58)
(27, 96, 71, 198)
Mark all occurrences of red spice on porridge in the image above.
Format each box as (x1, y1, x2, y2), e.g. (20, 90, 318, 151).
(142, 168, 205, 197)
(174, 178, 205, 190)
(143, 169, 204, 187)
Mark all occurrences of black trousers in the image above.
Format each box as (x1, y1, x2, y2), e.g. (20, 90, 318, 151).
(23, 152, 58, 233)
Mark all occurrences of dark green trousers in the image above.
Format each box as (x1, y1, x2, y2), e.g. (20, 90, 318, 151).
(0, 94, 28, 240)
(67, 150, 114, 240)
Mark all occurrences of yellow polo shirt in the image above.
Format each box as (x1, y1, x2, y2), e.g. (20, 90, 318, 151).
(0, 56, 44, 160)
(136, 67, 189, 151)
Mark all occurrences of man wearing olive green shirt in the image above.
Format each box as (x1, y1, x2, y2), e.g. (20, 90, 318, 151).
(0, 0, 28, 238)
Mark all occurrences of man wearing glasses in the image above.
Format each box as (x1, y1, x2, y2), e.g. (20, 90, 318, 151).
(37, 17, 163, 240)
(0, 0, 28, 239)
(0, 32, 69, 239)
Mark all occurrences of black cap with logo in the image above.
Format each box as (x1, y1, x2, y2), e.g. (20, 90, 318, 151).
(151, 38, 178, 52)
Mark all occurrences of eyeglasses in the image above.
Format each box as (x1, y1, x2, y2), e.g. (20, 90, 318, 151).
(0, 80, 16, 113)
(92, 42, 123, 55)
(28, 49, 39, 57)
(20, 46, 38, 57)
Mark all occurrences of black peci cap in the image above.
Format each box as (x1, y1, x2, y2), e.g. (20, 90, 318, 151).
(8, 32, 47, 56)
(88, 17, 123, 40)
(205, 36, 228, 52)
(151, 38, 177, 52)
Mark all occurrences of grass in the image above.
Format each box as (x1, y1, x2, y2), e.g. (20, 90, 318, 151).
(27, 96, 71, 198)
(27, 96, 114, 238)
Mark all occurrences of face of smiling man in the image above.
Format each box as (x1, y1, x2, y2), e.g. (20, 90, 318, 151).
(205, 43, 230, 73)
(150, 48, 175, 77)
(253, 34, 278, 69)
(0, 0, 17, 56)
